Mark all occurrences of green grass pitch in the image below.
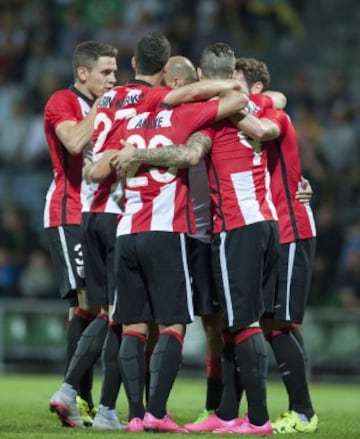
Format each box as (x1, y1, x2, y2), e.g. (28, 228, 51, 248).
(0, 373, 358, 438)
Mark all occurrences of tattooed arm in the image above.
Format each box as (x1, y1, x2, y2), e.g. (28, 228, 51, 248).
(110, 132, 212, 171)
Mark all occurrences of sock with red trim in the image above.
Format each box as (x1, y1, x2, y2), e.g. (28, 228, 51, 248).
(65, 307, 94, 371)
(233, 328, 269, 426)
(66, 307, 97, 408)
(147, 330, 183, 419)
(269, 327, 314, 419)
(66, 313, 108, 408)
(118, 331, 146, 420)
(217, 333, 240, 420)
(99, 323, 122, 409)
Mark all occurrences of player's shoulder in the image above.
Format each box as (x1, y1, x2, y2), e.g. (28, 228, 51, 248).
(142, 85, 171, 103)
(247, 93, 270, 115)
(98, 83, 150, 109)
(45, 88, 76, 108)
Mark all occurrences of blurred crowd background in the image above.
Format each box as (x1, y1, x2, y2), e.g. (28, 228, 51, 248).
(0, 0, 359, 312)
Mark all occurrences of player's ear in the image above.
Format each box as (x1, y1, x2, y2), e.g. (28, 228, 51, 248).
(131, 56, 136, 71)
(77, 66, 88, 83)
(253, 81, 264, 94)
(162, 60, 169, 74)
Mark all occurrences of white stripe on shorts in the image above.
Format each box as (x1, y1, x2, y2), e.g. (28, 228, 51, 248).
(180, 233, 194, 322)
(58, 226, 77, 290)
(285, 242, 296, 320)
(219, 231, 234, 327)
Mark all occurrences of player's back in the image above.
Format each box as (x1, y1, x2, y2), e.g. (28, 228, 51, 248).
(84, 82, 170, 214)
(117, 99, 220, 235)
(93, 81, 170, 153)
(204, 115, 277, 233)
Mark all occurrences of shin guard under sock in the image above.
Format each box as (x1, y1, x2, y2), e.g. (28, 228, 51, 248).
(205, 356, 222, 411)
(66, 308, 96, 407)
(233, 328, 269, 426)
(269, 328, 314, 418)
(65, 314, 108, 387)
(217, 338, 240, 420)
(99, 323, 122, 409)
(147, 330, 183, 419)
(65, 307, 94, 371)
(118, 331, 146, 420)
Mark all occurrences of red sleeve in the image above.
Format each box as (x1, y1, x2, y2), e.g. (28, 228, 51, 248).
(45, 91, 78, 129)
(147, 86, 172, 108)
(263, 108, 288, 136)
(251, 93, 273, 109)
(175, 99, 219, 133)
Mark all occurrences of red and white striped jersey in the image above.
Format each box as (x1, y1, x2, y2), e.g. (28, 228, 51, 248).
(43, 86, 94, 227)
(203, 118, 278, 233)
(82, 80, 170, 214)
(262, 107, 317, 243)
(116, 99, 220, 236)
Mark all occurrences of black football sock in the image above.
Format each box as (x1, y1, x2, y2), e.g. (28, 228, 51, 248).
(147, 330, 183, 419)
(118, 331, 146, 420)
(99, 323, 122, 409)
(66, 313, 108, 407)
(144, 349, 152, 405)
(216, 341, 240, 420)
(66, 307, 96, 406)
(270, 328, 314, 419)
(65, 307, 93, 371)
(145, 323, 159, 405)
(205, 356, 222, 411)
(234, 350, 244, 409)
(233, 328, 269, 426)
(78, 368, 95, 410)
(291, 325, 310, 373)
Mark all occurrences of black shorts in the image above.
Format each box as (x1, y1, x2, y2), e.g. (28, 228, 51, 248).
(114, 231, 194, 326)
(81, 212, 117, 306)
(272, 237, 316, 324)
(43, 225, 85, 300)
(188, 237, 220, 316)
(211, 221, 279, 328)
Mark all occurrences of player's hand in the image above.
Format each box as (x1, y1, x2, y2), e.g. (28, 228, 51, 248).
(295, 176, 313, 204)
(82, 152, 93, 184)
(110, 140, 136, 171)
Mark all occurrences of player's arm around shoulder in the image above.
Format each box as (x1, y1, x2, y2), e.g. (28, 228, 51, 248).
(163, 79, 246, 106)
(215, 89, 249, 121)
(113, 132, 212, 170)
(263, 90, 287, 109)
(231, 109, 280, 141)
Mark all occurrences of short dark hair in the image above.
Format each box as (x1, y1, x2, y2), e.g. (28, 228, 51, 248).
(200, 43, 235, 79)
(72, 41, 118, 77)
(235, 57, 271, 90)
(134, 31, 171, 75)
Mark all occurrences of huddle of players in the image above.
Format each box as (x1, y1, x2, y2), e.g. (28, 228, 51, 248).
(45, 31, 318, 434)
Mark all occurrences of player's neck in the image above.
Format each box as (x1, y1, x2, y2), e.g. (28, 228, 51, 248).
(135, 73, 163, 87)
(73, 81, 94, 101)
